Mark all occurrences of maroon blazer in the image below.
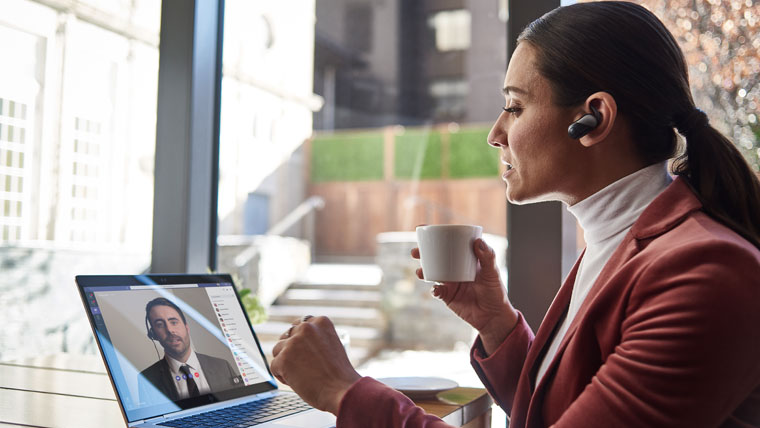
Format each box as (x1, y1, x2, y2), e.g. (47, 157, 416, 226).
(338, 178, 760, 428)
(337, 177, 760, 427)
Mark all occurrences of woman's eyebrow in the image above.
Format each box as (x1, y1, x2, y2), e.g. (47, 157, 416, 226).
(502, 85, 529, 97)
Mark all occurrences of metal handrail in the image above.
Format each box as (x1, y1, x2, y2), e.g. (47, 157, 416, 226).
(233, 196, 325, 268)
(266, 196, 325, 236)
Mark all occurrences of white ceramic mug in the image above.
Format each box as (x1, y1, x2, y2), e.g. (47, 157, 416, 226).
(416, 224, 482, 282)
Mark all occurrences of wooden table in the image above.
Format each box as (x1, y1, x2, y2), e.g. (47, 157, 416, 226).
(0, 354, 492, 427)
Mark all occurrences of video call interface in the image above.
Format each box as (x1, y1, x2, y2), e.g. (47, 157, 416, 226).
(84, 282, 275, 422)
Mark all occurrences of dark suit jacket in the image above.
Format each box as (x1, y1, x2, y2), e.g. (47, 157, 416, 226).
(138, 352, 240, 403)
(336, 177, 760, 427)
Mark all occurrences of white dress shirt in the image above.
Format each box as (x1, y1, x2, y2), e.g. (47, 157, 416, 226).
(165, 349, 212, 398)
(535, 161, 672, 385)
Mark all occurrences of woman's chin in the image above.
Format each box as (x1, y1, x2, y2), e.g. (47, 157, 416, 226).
(507, 188, 551, 205)
(506, 186, 527, 205)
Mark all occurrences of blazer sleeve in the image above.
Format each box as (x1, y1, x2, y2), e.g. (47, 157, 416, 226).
(336, 377, 455, 427)
(336, 312, 535, 427)
(552, 242, 760, 427)
(470, 311, 535, 414)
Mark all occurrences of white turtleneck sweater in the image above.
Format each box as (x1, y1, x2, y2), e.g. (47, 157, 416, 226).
(535, 161, 673, 385)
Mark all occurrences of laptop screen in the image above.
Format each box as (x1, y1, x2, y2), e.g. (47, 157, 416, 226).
(76, 274, 277, 423)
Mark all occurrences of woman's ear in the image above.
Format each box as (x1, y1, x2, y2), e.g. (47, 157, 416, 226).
(578, 91, 617, 148)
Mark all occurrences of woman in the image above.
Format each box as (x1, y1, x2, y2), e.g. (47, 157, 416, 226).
(269, 2, 760, 427)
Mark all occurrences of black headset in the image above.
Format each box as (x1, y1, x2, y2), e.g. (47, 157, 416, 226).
(145, 314, 156, 340)
(568, 105, 601, 139)
(145, 311, 162, 361)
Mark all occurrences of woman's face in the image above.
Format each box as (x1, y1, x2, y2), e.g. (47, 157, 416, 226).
(488, 43, 583, 205)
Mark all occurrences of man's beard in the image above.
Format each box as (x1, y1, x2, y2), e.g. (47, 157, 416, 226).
(163, 335, 188, 357)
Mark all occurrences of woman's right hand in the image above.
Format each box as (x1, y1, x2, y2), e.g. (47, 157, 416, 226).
(412, 238, 519, 354)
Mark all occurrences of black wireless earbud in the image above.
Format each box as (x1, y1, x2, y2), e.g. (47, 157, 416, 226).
(568, 106, 601, 139)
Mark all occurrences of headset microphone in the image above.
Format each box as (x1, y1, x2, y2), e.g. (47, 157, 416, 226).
(568, 105, 601, 139)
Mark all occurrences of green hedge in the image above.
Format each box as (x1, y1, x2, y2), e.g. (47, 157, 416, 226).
(449, 128, 500, 178)
(310, 132, 384, 182)
(394, 130, 442, 179)
(310, 126, 499, 182)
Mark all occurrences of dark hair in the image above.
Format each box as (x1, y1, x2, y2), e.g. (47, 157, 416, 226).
(518, 1, 760, 248)
(145, 297, 187, 325)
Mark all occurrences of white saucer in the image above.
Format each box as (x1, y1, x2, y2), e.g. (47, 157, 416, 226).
(377, 376, 459, 399)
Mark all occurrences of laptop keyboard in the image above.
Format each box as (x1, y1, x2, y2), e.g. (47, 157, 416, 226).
(160, 393, 312, 428)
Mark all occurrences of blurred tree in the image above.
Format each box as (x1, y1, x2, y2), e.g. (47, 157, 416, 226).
(590, 0, 760, 170)
(239, 288, 268, 325)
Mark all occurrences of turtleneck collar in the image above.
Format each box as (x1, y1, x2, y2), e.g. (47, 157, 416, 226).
(567, 161, 673, 246)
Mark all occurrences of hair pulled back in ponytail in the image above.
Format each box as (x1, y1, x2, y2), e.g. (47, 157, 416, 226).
(518, 1, 760, 248)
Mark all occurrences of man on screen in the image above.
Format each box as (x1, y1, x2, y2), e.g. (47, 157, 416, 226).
(138, 297, 241, 402)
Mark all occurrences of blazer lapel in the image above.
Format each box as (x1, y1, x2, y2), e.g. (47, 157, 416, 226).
(159, 359, 180, 401)
(509, 255, 582, 428)
(523, 255, 581, 391)
(537, 233, 640, 383)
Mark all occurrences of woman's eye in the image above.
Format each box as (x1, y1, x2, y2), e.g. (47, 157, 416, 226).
(503, 106, 522, 115)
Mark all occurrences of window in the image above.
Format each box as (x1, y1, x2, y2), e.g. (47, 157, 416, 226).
(0, 0, 160, 360)
(428, 9, 472, 52)
(219, 6, 508, 426)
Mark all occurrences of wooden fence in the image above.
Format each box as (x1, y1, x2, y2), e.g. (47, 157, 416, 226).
(306, 125, 507, 257)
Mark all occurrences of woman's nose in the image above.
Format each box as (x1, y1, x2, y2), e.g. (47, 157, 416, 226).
(487, 116, 507, 148)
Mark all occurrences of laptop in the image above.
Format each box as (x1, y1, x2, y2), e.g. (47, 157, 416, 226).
(75, 273, 336, 428)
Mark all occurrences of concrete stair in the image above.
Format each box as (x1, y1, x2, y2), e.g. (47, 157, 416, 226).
(256, 264, 386, 367)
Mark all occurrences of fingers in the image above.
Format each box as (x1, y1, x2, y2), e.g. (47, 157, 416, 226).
(474, 238, 496, 271)
(431, 284, 443, 299)
(272, 315, 319, 375)
(415, 267, 424, 280)
(410, 247, 420, 259)
(269, 354, 288, 385)
(280, 325, 294, 340)
(430, 282, 460, 304)
(279, 315, 325, 342)
(275, 314, 315, 356)
(272, 338, 286, 357)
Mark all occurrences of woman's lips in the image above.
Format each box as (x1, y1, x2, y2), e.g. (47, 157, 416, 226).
(502, 163, 514, 181)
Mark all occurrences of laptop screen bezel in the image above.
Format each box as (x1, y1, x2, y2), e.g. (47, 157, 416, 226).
(75, 273, 279, 424)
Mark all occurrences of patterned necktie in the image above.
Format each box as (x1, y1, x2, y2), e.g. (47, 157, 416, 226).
(179, 365, 200, 397)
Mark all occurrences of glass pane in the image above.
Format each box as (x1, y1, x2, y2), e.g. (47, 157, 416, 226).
(218, 3, 508, 417)
(0, 0, 160, 361)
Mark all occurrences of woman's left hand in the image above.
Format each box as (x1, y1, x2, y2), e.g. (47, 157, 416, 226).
(270, 316, 361, 415)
